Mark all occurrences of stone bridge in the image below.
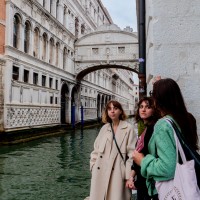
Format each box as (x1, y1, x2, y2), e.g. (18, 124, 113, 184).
(74, 24, 139, 81)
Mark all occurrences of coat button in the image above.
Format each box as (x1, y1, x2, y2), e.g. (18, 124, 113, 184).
(100, 156, 103, 158)
(97, 167, 100, 170)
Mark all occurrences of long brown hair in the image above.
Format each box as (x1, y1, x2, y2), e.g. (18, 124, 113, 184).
(152, 78, 199, 150)
(135, 97, 160, 126)
(102, 100, 127, 123)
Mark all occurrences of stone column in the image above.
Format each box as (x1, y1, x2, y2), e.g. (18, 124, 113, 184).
(4, 60, 13, 103)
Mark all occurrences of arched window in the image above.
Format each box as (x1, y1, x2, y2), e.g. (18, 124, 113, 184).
(50, 0, 53, 14)
(55, 42, 60, 66)
(81, 24, 85, 35)
(64, 6, 67, 27)
(63, 47, 67, 70)
(49, 38, 54, 64)
(42, 33, 47, 61)
(33, 27, 40, 57)
(13, 15, 20, 48)
(75, 17, 79, 38)
(56, 0, 59, 19)
(24, 21, 31, 53)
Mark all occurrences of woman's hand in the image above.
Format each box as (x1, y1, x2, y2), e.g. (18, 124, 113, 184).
(125, 177, 137, 190)
(132, 150, 144, 166)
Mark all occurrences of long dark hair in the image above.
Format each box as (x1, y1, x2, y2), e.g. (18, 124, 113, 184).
(153, 78, 199, 150)
(102, 100, 127, 123)
(135, 97, 160, 126)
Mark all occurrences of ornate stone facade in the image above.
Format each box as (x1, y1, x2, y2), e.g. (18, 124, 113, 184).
(0, 0, 138, 132)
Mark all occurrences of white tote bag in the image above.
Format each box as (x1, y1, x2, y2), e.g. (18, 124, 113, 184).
(155, 120, 200, 200)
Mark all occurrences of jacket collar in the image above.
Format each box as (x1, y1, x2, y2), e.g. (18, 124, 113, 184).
(106, 120, 128, 131)
(106, 120, 129, 146)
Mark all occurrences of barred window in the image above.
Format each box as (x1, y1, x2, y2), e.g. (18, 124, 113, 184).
(92, 48, 99, 55)
(118, 47, 125, 54)
(12, 66, 19, 80)
(42, 75, 46, 87)
(33, 72, 38, 85)
(24, 69, 29, 83)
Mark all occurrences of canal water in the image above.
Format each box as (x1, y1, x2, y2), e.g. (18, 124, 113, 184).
(0, 127, 100, 200)
(0, 119, 136, 200)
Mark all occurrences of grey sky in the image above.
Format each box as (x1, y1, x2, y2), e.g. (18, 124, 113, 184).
(101, 0, 137, 32)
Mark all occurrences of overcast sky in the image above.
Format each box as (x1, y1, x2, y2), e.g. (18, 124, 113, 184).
(101, 0, 137, 32)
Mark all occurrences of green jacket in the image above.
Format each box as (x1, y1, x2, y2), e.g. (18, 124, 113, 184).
(141, 116, 177, 196)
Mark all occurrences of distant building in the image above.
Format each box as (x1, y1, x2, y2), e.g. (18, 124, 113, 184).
(0, 0, 138, 132)
(124, 26, 133, 33)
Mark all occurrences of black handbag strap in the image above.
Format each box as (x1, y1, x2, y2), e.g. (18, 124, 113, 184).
(110, 123, 126, 164)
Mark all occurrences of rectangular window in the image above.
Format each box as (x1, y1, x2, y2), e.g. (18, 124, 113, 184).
(55, 97, 58, 104)
(12, 66, 19, 80)
(23, 69, 29, 83)
(33, 72, 38, 85)
(42, 75, 46, 87)
(49, 77, 53, 88)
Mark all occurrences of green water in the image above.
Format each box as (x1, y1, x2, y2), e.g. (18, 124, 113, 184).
(0, 127, 100, 200)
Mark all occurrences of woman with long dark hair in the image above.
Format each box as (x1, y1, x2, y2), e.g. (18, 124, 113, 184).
(133, 78, 199, 197)
(126, 97, 160, 200)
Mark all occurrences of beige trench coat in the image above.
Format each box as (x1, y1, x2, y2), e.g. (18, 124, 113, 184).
(89, 120, 137, 200)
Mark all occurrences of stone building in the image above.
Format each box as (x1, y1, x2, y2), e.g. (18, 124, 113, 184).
(136, 0, 200, 140)
(0, 0, 138, 132)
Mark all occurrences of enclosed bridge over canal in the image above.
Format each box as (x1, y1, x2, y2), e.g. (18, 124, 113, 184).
(60, 24, 139, 125)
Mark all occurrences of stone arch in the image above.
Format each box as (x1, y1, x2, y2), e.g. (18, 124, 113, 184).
(71, 86, 79, 124)
(76, 64, 139, 81)
(49, 37, 54, 64)
(13, 13, 22, 49)
(33, 27, 40, 58)
(60, 82, 70, 124)
(63, 46, 68, 70)
(55, 42, 60, 67)
(42, 32, 48, 61)
(24, 20, 31, 53)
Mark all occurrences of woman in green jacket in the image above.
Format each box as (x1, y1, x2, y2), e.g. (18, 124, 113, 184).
(133, 78, 199, 197)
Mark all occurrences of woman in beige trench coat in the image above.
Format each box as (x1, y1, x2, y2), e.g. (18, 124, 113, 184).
(89, 100, 137, 200)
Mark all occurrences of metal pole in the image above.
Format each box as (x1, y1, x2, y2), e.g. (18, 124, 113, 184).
(72, 104, 75, 129)
(81, 104, 84, 128)
(138, 0, 146, 98)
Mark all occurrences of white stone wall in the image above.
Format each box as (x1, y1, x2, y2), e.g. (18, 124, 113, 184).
(145, 0, 200, 137)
